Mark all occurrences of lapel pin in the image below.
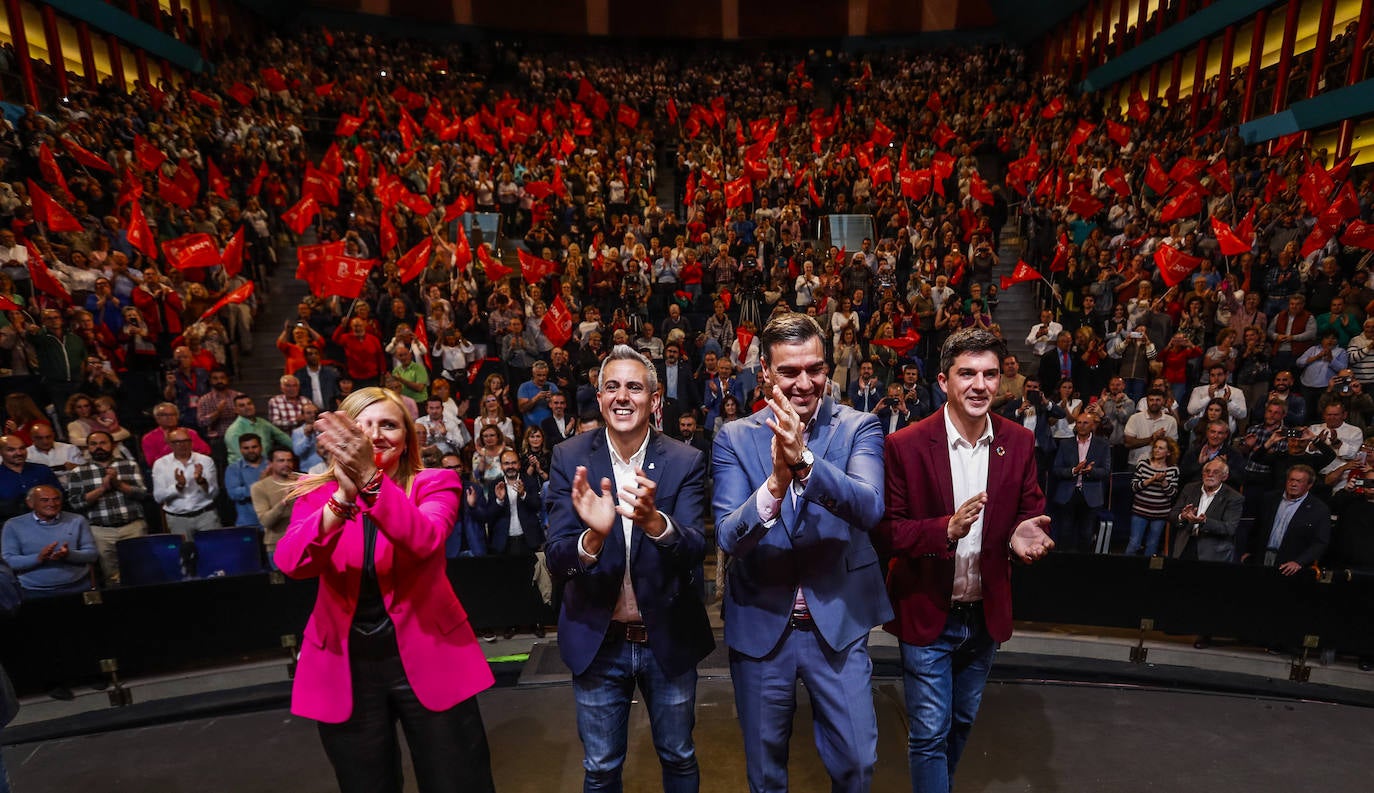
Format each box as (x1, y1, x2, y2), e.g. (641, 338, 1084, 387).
(995, 446, 1006, 457)
(648, 462, 656, 470)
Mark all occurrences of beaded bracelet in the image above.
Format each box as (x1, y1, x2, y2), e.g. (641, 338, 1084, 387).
(360, 469, 384, 504)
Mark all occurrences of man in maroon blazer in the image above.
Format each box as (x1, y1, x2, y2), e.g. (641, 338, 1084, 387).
(874, 328, 1055, 793)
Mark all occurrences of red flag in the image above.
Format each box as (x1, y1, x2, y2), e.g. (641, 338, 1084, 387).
(1104, 119, 1131, 147)
(1210, 217, 1251, 256)
(1145, 155, 1171, 194)
(724, 177, 753, 209)
(541, 295, 574, 348)
(1207, 158, 1234, 193)
(1101, 167, 1130, 197)
(227, 83, 254, 106)
(187, 89, 221, 110)
(207, 158, 230, 199)
(1066, 192, 1103, 218)
(808, 178, 822, 207)
(871, 120, 895, 149)
(397, 238, 433, 284)
(427, 162, 444, 197)
(221, 227, 245, 278)
(477, 245, 512, 281)
(1160, 188, 1202, 222)
(1154, 244, 1204, 287)
(926, 92, 943, 114)
(451, 223, 472, 272)
(1235, 205, 1256, 240)
(999, 260, 1044, 291)
(1050, 233, 1071, 272)
(295, 241, 346, 291)
(28, 181, 83, 232)
(174, 158, 200, 200)
(517, 248, 559, 283)
(1299, 161, 1336, 213)
(317, 254, 374, 300)
(314, 82, 335, 97)
(1340, 220, 1374, 250)
(116, 167, 143, 206)
(193, 282, 255, 324)
(334, 114, 364, 138)
(303, 164, 340, 206)
(1069, 120, 1095, 147)
(260, 67, 288, 93)
(1271, 132, 1303, 157)
(379, 211, 398, 255)
(616, 104, 640, 128)
(248, 161, 268, 197)
(161, 233, 219, 270)
(1301, 222, 1333, 259)
(735, 327, 755, 357)
(61, 139, 113, 173)
(398, 192, 434, 217)
(444, 194, 473, 223)
(25, 242, 72, 306)
(932, 122, 956, 149)
(869, 157, 893, 186)
(1040, 97, 1065, 119)
(132, 135, 166, 172)
(1128, 93, 1150, 124)
(969, 172, 994, 205)
(281, 195, 319, 235)
(666, 98, 678, 125)
(126, 200, 157, 260)
(1168, 157, 1207, 182)
(1328, 154, 1356, 183)
(38, 142, 70, 198)
(157, 170, 195, 210)
(869, 328, 922, 355)
(1319, 182, 1360, 231)
(1263, 169, 1287, 203)
(320, 144, 344, 176)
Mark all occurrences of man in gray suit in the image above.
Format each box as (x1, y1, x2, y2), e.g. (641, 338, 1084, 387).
(1169, 457, 1244, 562)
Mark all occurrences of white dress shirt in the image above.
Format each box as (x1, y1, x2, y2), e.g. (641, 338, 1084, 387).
(946, 408, 993, 603)
(151, 452, 219, 514)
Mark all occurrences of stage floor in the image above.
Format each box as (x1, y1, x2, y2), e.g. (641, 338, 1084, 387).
(5, 676, 1369, 792)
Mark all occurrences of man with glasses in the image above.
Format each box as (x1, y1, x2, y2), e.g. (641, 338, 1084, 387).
(140, 403, 211, 465)
(151, 429, 219, 538)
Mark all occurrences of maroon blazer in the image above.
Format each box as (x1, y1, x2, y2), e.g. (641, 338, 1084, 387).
(874, 408, 1045, 646)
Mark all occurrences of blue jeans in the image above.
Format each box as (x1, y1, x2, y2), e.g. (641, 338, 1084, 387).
(572, 637, 699, 793)
(900, 608, 999, 793)
(1126, 515, 1166, 556)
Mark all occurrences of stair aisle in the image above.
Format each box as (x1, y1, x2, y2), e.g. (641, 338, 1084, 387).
(995, 213, 1040, 368)
(235, 240, 313, 405)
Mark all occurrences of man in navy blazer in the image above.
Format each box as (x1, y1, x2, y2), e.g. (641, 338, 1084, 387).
(545, 346, 713, 793)
(293, 346, 342, 410)
(1051, 414, 1112, 552)
(1240, 463, 1331, 574)
(713, 313, 892, 793)
(471, 448, 546, 556)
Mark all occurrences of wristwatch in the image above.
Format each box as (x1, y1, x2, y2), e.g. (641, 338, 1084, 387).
(788, 448, 814, 473)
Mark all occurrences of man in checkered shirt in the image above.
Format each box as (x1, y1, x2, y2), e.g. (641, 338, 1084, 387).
(64, 430, 148, 586)
(267, 375, 313, 434)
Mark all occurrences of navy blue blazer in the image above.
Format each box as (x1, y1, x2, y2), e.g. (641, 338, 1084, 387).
(545, 429, 713, 678)
(293, 363, 342, 410)
(1051, 434, 1112, 508)
(712, 398, 893, 659)
(471, 473, 546, 553)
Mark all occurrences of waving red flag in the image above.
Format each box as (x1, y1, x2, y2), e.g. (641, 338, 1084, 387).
(303, 165, 340, 206)
(195, 282, 254, 325)
(1319, 182, 1361, 231)
(281, 195, 319, 235)
(932, 122, 956, 149)
(542, 295, 574, 348)
(1168, 157, 1206, 182)
(451, 223, 472, 272)
(116, 167, 143, 206)
(477, 244, 512, 282)
(1301, 222, 1334, 259)
(1154, 244, 1204, 287)
(295, 240, 346, 291)
(1050, 233, 1071, 272)
(969, 172, 994, 205)
(871, 120, 895, 149)
(1040, 97, 1065, 119)
(1235, 205, 1256, 240)
(132, 135, 166, 172)
(1340, 220, 1374, 250)
(1104, 119, 1131, 147)
(1066, 191, 1103, 218)
(248, 161, 268, 197)
(517, 249, 559, 283)
(869, 328, 922, 355)
(1160, 188, 1203, 222)
(1328, 154, 1356, 183)
(665, 98, 679, 126)
(25, 242, 72, 306)
(334, 114, 364, 138)
(61, 139, 113, 173)
(313, 82, 335, 97)
(260, 67, 288, 93)
(317, 254, 374, 300)
(1271, 132, 1303, 157)
(616, 104, 640, 128)
(1145, 155, 1171, 195)
(808, 177, 822, 207)
(999, 260, 1043, 291)
(220, 227, 245, 278)
(174, 159, 200, 200)
(1101, 167, 1130, 197)
(1210, 217, 1251, 256)
(161, 233, 220, 270)
(398, 192, 434, 217)
(724, 177, 753, 209)
(227, 83, 254, 106)
(870, 157, 893, 186)
(187, 89, 221, 110)
(444, 194, 473, 224)
(1207, 158, 1234, 193)
(157, 170, 195, 210)
(1069, 120, 1095, 147)
(28, 181, 83, 232)
(207, 158, 230, 199)
(378, 211, 398, 255)
(126, 200, 158, 260)
(397, 238, 434, 284)
(38, 142, 70, 198)
(427, 163, 444, 197)
(1128, 93, 1150, 124)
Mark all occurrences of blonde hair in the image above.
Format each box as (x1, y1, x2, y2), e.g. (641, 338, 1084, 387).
(290, 387, 423, 499)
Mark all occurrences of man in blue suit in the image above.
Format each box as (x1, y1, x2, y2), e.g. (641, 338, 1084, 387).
(472, 449, 546, 556)
(712, 313, 892, 793)
(1051, 414, 1112, 552)
(293, 345, 341, 410)
(546, 345, 713, 793)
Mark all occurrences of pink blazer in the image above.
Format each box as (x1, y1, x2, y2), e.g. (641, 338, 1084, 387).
(275, 467, 494, 724)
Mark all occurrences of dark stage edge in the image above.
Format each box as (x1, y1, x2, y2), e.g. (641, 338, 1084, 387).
(4, 677, 1371, 792)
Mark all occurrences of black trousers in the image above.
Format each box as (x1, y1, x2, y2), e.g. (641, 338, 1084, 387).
(318, 632, 496, 793)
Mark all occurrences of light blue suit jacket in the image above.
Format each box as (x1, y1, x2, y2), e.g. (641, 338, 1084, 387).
(712, 398, 893, 658)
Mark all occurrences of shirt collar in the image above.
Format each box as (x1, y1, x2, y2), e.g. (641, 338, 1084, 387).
(1282, 492, 1308, 507)
(944, 407, 993, 450)
(605, 427, 651, 468)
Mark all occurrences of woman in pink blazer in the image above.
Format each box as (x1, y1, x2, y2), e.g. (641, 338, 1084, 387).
(275, 387, 495, 793)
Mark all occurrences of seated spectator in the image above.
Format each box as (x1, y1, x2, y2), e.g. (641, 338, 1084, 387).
(251, 448, 300, 565)
(1240, 464, 1331, 575)
(0, 435, 61, 525)
(225, 434, 269, 529)
(293, 345, 342, 411)
(141, 402, 211, 465)
(0, 484, 96, 598)
(151, 429, 219, 539)
(1127, 438, 1180, 557)
(224, 394, 291, 465)
(26, 423, 81, 481)
(2, 392, 51, 446)
(417, 396, 471, 458)
(1051, 414, 1111, 553)
(1169, 457, 1243, 563)
(64, 431, 148, 586)
(267, 375, 313, 434)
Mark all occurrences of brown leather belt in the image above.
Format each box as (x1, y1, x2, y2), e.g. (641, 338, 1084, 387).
(609, 621, 649, 644)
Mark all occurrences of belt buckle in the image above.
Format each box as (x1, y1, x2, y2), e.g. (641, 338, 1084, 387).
(623, 623, 648, 643)
(789, 612, 814, 630)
